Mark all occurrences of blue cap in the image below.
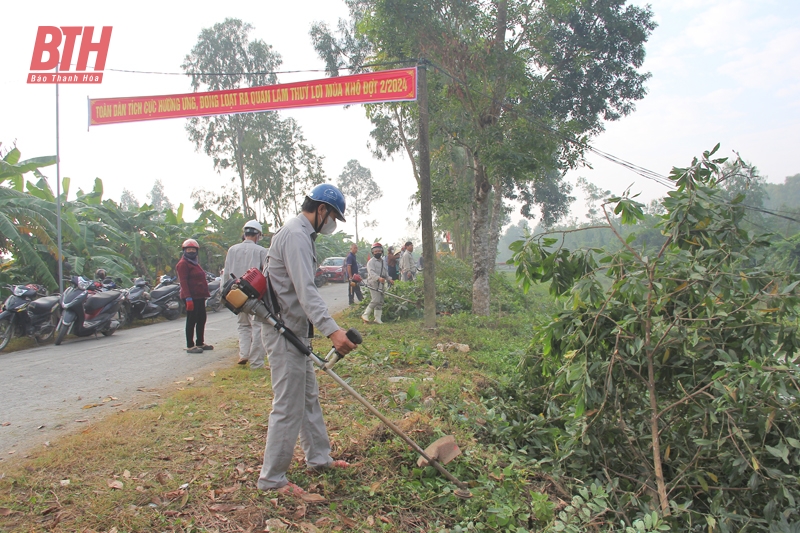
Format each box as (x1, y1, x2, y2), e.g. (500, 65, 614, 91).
(307, 184, 347, 222)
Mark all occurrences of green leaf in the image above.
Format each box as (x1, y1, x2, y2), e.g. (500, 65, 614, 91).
(3, 147, 21, 165)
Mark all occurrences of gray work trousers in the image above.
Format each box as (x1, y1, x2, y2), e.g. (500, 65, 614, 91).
(238, 313, 265, 369)
(257, 331, 332, 489)
(365, 286, 385, 313)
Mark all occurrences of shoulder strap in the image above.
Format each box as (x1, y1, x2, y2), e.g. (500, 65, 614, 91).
(263, 271, 281, 316)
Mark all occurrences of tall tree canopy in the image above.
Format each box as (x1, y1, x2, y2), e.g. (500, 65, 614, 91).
(337, 159, 382, 243)
(312, 0, 655, 314)
(183, 18, 325, 224)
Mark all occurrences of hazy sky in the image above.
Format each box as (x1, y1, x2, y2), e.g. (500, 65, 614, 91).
(2, 0, 798, 244)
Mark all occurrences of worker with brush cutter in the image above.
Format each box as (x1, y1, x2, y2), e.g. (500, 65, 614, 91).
(256, 183, 357, 496)
(361, 242, 392, 324)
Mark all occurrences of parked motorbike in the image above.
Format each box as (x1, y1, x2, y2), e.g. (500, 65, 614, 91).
(0, 284, 61, 351)
(148, 274, 183, 320)
(96, 277, 132, 326)
(54, 276, 123, 345)
(206, 272, 223, 312)
(314, 266, 328, 288)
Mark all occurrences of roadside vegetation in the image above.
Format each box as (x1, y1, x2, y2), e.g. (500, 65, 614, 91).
(1, 148, 800, 532)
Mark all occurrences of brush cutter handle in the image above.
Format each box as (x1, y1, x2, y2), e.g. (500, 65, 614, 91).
(324, 328, 362, 369)
(346, 328, 362, 345)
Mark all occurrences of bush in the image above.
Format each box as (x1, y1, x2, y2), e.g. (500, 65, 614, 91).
(352, 255, 547, 321)
(488, 148, 800, 531)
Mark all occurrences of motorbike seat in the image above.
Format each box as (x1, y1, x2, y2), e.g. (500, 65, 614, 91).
(28, 295, 60, 312)
(150, 285, 176, 299)
(85, 290, 120, 311)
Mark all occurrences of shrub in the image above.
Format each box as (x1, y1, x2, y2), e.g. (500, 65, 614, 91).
(492, 147, 800, 531)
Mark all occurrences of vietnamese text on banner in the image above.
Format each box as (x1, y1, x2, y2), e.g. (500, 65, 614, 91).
(89, 68, 417, 126)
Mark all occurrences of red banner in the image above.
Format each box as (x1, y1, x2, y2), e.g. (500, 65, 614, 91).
(89, 68, 417, 126)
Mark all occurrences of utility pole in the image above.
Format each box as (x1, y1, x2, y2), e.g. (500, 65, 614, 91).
(417, 60, 436, 329)
(56, 66, 64, 296)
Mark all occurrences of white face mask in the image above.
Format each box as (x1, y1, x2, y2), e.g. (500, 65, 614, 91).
(319, 215, 337, 235)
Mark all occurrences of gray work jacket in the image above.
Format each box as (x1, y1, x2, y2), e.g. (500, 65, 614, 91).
(366, 256, 388, 291)
(400, 250, 415, 273)
(264, 214, 339, 339)
(223, 239, 269, 281)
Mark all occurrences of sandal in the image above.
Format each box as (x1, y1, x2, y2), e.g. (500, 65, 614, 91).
(198, 344, 214, 350)
(277, 482, 306, 496)
(308, 459, 350, 472)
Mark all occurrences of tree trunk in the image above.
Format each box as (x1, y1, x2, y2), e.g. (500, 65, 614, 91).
(418, 62, 437, 328)
(645, 282, 670, 514)
(394, 106, 420, 188)
(470, 0, 507, 314)
(487, 182, 504, 275)
(471, 160, 492, 316)
(235, 127, 250, 217)
(355, 211, 359, 244)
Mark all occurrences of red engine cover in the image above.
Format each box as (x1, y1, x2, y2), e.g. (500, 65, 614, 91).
(239, 268, 267, 299)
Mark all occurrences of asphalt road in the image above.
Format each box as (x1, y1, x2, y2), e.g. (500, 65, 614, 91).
(0, 281, 352, 458)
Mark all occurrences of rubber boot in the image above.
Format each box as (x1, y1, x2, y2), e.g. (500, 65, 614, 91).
(361, 306, 371, 323)
(374, 309, 383, 324)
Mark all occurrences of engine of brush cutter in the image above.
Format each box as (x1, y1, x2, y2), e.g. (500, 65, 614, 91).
(222, 268, 268, 314)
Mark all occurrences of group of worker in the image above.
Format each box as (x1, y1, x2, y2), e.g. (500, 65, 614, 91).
(174, 183, 358, 497)
(345, 240, 417, 324)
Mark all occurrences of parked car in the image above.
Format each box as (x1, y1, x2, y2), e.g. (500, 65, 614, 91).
(319, 256, 347, 282)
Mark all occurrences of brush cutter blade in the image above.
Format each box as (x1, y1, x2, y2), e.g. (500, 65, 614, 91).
(417, 435, 461, 467)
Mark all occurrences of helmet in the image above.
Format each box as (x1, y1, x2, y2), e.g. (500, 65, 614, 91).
(95, 268, 106, 280)
(182, 238, 200, 249)
(371, 242, 383, 254)
(243, 219, 263, 235)
(306, 184, 346, 222)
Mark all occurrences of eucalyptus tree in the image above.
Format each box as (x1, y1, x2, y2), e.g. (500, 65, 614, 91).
(337, 159, 382, 243)
(183, 18, 325, 221)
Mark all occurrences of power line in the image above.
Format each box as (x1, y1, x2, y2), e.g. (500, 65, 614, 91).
(424, 59, 800, 225)
(106, 59, 415, 77)
(426, 60, 675, 189)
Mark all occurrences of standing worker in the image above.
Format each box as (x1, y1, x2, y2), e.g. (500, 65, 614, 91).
(176, 239, 213, 354)
(386, 246, 400, 281)
(257, 183, 357, 496)
(223, 220, 269, 369)
(400, 241, 415, 281)
(346, 243, 363, 305)
(361, 242, 391, 324)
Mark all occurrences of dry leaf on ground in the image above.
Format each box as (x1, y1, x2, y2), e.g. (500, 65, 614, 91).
(107, 480, 123, 490)
(299, 522, 320, 533)
(293, 503, 307, 519)
(0, 508, 19, 516)
(163, 489, 186, 501)
(208, 503, 245, 512)
(299, 493, 326, 503)
(265, 518, 288, 531)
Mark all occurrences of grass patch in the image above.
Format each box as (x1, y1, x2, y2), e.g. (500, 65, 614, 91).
(0, 307, 559, 532)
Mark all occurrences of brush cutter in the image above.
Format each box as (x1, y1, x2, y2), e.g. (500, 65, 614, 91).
(351, 274, 420, 306)
(222, 269, 471, 499)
